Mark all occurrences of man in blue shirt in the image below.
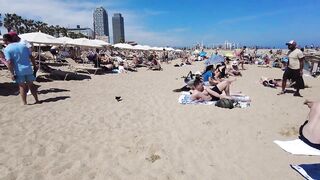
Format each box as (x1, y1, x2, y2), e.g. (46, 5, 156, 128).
(3, 34, 39, 105)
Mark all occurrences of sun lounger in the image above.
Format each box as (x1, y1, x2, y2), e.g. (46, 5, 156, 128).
(64, 58, 101, 75)
(274, 139, 320, 156)
(291, 164, 320, 180)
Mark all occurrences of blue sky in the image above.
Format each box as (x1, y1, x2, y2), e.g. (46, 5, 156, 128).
(1, 0, 320, 47)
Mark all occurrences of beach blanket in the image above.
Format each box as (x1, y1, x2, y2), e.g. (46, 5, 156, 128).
(274, 139, 320, 156)
(178, 92, 216, 105)
(178, 92, 250, 108)
(291, 164, 320, 180)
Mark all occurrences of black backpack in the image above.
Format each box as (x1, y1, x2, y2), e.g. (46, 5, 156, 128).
(215, 99, 234, 109)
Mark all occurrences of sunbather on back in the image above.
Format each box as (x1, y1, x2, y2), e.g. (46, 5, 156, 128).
(190, 78, 234, 101)
(299, 100, 320, 150)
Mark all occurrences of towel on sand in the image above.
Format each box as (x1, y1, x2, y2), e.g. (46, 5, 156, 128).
(274, 139, 320, 156)
(291, 164, 320, 180)
(178, 92, 250, 108)
(178, 92, 216, 105)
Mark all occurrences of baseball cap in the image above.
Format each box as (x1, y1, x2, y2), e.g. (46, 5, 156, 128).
(286, 40, 297, 46)
(8, 31, 18, 37)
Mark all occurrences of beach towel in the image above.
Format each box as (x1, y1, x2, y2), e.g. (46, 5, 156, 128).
(178, 92, 250, 108)
(274, 139, 320, 156)
(291, 164, 320, 180)
(178, 92, 216, 105)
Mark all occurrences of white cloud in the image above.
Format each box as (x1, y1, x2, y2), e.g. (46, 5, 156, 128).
(0, 0, 186, 46)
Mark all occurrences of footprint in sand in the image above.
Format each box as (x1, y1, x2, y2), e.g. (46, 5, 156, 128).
(51, 162, 73, 176)
(279, 126, 299, 137)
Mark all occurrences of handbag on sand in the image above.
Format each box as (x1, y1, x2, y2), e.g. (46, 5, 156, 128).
(215, 99, 234, 109)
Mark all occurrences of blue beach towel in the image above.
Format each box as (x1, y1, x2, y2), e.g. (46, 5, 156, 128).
(291, 164, 320, 180)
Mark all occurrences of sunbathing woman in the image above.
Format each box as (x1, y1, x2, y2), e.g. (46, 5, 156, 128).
(259, 76, 310, 88)
(299, 100, 320, 150)
(190, 78, 235, 101)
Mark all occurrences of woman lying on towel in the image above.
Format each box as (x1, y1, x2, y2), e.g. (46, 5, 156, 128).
(299, 100, 320, 150)
(190, 78, 236, 101)
(259, 76, 309, 88)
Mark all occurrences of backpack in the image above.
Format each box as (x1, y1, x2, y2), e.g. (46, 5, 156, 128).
(215, 99, 234, 109)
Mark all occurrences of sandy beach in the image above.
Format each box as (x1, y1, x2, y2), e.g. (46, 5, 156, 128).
(0, 59, 319, 180)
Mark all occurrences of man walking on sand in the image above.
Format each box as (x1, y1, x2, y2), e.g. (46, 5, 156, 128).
(2, 34, 40, 105)
(278, 40, 305, 97)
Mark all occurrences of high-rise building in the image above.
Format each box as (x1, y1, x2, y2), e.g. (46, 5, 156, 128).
(93, 7, 109, 39)
(112, 13, 125, 44)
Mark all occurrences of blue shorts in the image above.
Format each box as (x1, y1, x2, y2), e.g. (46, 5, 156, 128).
(15, 74, 36, 84)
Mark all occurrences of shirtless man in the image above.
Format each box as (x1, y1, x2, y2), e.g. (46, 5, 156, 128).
(299, 100, 320, 149)
(190, 78, 234, 101)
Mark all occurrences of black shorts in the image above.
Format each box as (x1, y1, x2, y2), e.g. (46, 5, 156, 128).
(283, 68, 305, 89)
(210, 86, 222, 101)
(299, 120, 320, 150)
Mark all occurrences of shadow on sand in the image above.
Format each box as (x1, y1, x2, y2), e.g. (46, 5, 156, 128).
(40, 96, 71, 104)
(38, 88, 70, 95)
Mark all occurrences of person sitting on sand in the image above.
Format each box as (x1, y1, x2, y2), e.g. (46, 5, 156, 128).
(202, 65, 221, 86)
(190, 78, 235, 101)
(299, 100, 320, 150)
(147, 52, 161, 71)
(225, 58, 242, 76)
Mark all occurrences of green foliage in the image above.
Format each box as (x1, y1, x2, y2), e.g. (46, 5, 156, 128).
(2, 13, 86, 38)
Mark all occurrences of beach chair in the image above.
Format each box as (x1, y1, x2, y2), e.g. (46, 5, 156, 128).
(64, 58, 101, 75)
(305, 55, 320, 76)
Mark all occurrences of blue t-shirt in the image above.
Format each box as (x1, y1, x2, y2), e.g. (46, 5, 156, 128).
(4, 43, 33, 76)
(202, 71, 214, 82)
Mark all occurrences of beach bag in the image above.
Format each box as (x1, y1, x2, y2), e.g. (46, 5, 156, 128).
(215, 99, 234, 109)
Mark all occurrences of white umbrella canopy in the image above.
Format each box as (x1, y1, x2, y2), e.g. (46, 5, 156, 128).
(165, 47, 175, 51)
(91, 39, 110, 46)
(113, 43, 134, 49)
(68, 38, 102, 48)
(132, 44, 151, 51)
(19, 32, 59, 45)
(56, 36, 74, 45)
(150, 47, 163, 51)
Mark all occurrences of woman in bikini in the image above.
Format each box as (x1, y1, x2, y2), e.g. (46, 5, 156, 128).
(299, 100, 320, 150)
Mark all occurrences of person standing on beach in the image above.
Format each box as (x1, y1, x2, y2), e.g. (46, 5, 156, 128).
(2, 34, 39, 105)
(162, 49, 169, 63)
(239, 46, 246, 70)
(278, 40, 305, 97)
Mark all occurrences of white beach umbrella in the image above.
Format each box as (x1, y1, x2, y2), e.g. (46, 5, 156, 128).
(68, 38, 102, 48)
(113, 43, 134, 49)
(165, 47, 175, 51)
(91, 39, 110, 46)
(132, 44, 151, 51)
(56, 36, 74, 45)
(19, 32, 59, 45)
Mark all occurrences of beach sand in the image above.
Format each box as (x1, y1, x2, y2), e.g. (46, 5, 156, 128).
(0, 60, 319, 180)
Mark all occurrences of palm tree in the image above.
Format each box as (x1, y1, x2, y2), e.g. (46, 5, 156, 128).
(4, 13, 23, 33)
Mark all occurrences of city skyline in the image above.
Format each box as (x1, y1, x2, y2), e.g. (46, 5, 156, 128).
(0, 0, 319, 47)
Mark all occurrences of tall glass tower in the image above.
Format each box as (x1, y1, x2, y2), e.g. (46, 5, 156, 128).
(93, 7, 109, 38)
(112, 13, 125, 44)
